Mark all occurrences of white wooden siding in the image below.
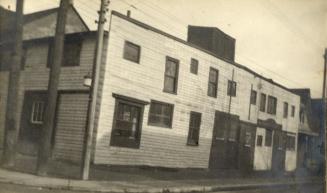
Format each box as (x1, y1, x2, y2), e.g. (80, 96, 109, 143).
(94, 14, 300, 169)
(53, 93, 89, 162)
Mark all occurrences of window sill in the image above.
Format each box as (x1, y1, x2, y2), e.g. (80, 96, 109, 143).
(187, 142, 199, 146)
(148, 123, 172, 129)
(163, 90, 177, 95)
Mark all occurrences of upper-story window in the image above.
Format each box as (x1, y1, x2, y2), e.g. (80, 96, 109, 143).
(48, 38, 82, 67)
(267, 96, 277, 115)
(260, 93, 266, 112)
(123, 41, 141, 63)
(250, 90, 257, 105)
(148, 100, 174, 128)
(291, 105, 295, 117)
(163, 57, 179, 94)
(190, 58, 198, 75)
(283, 102, 288, 118)
(227, 80, 237, 97)
(208, 67, 219, 98)
(300, 108, 305, 123)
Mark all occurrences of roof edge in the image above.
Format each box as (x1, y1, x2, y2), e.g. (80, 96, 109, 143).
(111, 10, 298, 96)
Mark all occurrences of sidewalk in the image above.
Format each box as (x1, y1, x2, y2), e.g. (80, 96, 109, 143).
(0, 153, 323, 193)
(0, 167, 322, 193)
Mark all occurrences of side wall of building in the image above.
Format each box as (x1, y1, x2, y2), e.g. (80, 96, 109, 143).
(94, 14, 300, 170)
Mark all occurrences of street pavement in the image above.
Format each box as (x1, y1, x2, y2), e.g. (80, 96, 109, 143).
(0, 182, 323, 193)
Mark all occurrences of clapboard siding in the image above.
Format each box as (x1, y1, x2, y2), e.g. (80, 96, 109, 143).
(0, 72, 9, 149)
(53, 93, 88, 162)
(93, 14, 300, 169)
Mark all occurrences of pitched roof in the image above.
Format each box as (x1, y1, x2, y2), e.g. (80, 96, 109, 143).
(0, 5, 89, 44)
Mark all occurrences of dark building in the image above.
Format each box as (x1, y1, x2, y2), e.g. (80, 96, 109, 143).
(187, 26, 236, 62)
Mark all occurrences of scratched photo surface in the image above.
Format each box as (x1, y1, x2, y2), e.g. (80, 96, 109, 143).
(0, 0, 326, 193)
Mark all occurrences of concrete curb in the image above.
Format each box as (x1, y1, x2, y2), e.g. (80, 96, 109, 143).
(0, 169, 322, 193)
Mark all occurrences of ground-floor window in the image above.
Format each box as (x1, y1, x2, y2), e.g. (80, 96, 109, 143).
(31, 101, 45, 124)
(110, 94, 147, 148)
(148, 100, 174, 128)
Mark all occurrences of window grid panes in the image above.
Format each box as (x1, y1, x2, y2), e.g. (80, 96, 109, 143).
(123, 41, 141, 63)
(148, 101, 174, 128)
(31, 101, 45, 124)
(227, 80, 237, 97)
(208, 68, 218, 97)
(164, 57, 179, 94)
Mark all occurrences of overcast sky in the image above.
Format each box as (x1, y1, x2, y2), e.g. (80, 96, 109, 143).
(1, 0, 326, 98)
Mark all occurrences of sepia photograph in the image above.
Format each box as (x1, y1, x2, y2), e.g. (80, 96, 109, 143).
(0, 0, 326, 192)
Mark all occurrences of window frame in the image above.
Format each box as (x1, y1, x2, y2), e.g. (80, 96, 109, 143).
(250, 90, 257, 105)
(227, 80, 237, 97)
(148, 100, 174, 128)
(110, 94, 148, 149)
(187, 111, 202, 146)
(47, 37, 82, 68)
(207, 67, 219, 98)
(267, 95, 277, 115)
(123, 40, 141, 63)
(190, 58, 199, 75)
(283, 102, 288, 118)
(30, 101, 45, 124)
(291, 105, 295, 117)
(259, 93, 267, 112)
(163, 56, 179, 94)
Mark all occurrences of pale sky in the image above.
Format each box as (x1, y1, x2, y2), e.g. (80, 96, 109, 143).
(1, 0, 326, 98)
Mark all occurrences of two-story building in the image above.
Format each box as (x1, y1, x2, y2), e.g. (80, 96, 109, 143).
(0, 7, 301, 174)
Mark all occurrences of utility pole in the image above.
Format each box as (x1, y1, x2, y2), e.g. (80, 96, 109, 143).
(37, 0, 72, 175)
(81, 0, 109, 180)
(2, 0, 24, 167)
(323, 48, 327, 193)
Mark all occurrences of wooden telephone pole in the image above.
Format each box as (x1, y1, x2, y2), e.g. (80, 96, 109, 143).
(81, 0, 109, 180)
(323, 48, 327, 193)
(2, 0, 24, 167)
(36, 0, 71, 175)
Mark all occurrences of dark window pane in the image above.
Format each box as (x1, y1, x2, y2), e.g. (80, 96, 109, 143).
(164, 57, 178, 94)
(0, 50, 12, 71)
(187, 112, 201, 145)
(283, 102, 288, 118)
(190, 58, 198, 74)
(265, 129, 272, 146)
(291, 106, 295, 117)
(209, 69, 217, 83)
(148, 101, 173, 128)
(208, 68, 218, 97)
(260, 93, 266, 112)
(245, 132, 252, 146)
(250, 90, 257, 105)
(111, 98, 144, 149)
(257, 135, 263, 146)
(267, 96, 277, 115)
(123, 41, 140, 63)
(62, 41, 81, 66)
(227, 80, 237, 97)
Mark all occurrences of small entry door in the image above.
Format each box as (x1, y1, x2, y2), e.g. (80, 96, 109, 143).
(271, 130, 286, 173)
(238, 123, 256, 173)
(18, 91, 47, 155)
(209, 111, 240, 169)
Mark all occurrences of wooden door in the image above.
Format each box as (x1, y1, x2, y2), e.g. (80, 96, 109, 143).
(272, 130, 286, 173)
(238, 123, 256, 173)
(18, 91, 47, 155)
(209, 111, 240, 169)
